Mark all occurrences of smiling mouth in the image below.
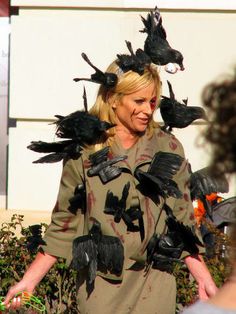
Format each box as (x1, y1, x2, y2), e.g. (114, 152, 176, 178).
(138, 118, 149, 124)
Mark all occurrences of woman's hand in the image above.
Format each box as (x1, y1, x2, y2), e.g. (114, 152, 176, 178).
(185, 254, 218, 300)
(2, 251, 57, 310)
(3, 280, 35, 310)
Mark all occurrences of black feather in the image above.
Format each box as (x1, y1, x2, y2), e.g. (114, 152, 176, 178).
(73, 53, 118, 88)
(166, 216, 203, 255)
(135, 152, 184, 202)
(71, 220, 124, 283)
(87, 147, 127, 183)
(26, 224, 46, 253)
(68, 184, 86, 215)
(190, 166, 229, 201)
(116, 41, 151, 75)
(140, 7, 184, 70)
(160, 81, 207, 132)
(27, 92, 114, 163)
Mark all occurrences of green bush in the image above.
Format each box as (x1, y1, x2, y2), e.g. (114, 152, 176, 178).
(0, 215, 77, 313)
(0, 215, 232, 313)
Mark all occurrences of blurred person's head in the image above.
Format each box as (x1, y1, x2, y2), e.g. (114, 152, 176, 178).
(202, 70, 236, 175)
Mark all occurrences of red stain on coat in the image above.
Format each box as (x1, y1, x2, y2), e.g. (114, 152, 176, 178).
(61, 217, 72, 232)
(189, 212, 195, 221)
(87, 191, 96, 215)
(110, 221, 125, 243)
(83, 159, 91, 169)
(169, 141, 177, 151)
(140, 198, 154, 254)
(183, 193, 189, 202)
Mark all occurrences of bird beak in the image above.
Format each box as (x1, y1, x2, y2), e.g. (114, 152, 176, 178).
(180, 64, 185, 71)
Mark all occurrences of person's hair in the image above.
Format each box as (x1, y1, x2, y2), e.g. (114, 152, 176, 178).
(89, 60, 162, 149)
(202, 70, 236, 176)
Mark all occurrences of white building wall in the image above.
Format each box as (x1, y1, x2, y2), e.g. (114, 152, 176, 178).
(6, 1, 236, 214)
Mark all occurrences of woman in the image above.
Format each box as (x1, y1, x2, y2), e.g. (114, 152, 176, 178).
(182, 70, 236, 314)
(4, 61, 217, 313)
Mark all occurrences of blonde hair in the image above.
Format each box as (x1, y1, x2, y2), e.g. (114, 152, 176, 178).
(89, 60, 162, 150)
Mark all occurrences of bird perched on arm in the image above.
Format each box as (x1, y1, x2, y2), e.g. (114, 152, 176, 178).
(160, 80, 207, 133)
(140, 7, 184, 71)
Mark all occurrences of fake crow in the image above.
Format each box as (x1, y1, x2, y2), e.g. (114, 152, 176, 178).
(116, 40, 151, 75)
(27, 88, 114, 163)
(190, 165, 229, 220)
(87, 146, 127, 183)
(160, 80, 207, 133)
(165, 215, 203, 255)
(146, 204, 203, 272)
(71, 220, 124, 284)
(135, 151, 184, 203)
(104, 182, 143, 232)
(26, 224, 46, 253)
(68, 184, 86, 215)
(140, 7, 184, 70)
(73, 53, 118, 88)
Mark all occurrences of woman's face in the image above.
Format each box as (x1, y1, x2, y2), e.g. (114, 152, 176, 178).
(113, 82, 157, 135)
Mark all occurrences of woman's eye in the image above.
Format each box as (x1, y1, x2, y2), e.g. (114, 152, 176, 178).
(150, 97, 157, 111)
(135, 99, 144, 105)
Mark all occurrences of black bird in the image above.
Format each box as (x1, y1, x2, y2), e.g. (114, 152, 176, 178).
(190, 165, 229, 220)
(26, 224, 46, 253)
(71, 220, 124, 284)
(116, 40, 151, 75)
(27, 88, 114, 163)
(165, 216, 203, 255)
(68, 184, 86, 215)
(160, 80, 207, 133)
(135, 151, 184, 203)
(73, 53, 118, 88)
(87, 146, 127, 183)
(140, 7, 184, 70)
(104, 182, 143, 232)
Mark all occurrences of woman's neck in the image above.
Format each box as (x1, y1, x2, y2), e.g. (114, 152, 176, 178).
(115, 128, 142, 149)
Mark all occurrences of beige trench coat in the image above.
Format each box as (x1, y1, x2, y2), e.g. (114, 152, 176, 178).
(41, 128, 200, 314)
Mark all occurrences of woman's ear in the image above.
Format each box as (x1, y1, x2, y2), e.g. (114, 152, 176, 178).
(107, 92, 117, 109)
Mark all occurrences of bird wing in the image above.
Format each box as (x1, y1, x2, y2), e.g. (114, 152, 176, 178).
(166, 216, 203, 255)
(89, 147, 110, 165)
(72, 235, 98, 283)
(190, 166, 229, 200)
(27, 140, 73, 153)
(98, 236, 124, 275)
(148, 151, 184, 179)
(104, 190, 119, 215)
(74, 53, 118, 88)
(68, 184, 86, 215)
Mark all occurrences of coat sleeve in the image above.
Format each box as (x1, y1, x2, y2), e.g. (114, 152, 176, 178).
(165, 138, 205, 258)
(40, 158, 85, 264)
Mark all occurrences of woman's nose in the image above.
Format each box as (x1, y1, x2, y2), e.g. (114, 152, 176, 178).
(143, 102, 152, 115)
